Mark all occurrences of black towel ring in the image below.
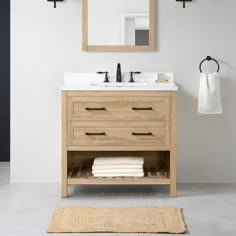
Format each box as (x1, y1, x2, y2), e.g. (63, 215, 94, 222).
(199, 56, 220, 73)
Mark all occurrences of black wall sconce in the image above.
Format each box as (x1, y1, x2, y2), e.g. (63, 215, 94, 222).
(176, 0, 192, 8)
(47, 0, 63, 8)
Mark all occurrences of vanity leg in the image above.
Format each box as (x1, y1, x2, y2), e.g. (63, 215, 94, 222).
(61, 147, 68, 197)
(61, 178, 68, 198)
(61, 150, 68, 198)
(170, 150, 176, 197)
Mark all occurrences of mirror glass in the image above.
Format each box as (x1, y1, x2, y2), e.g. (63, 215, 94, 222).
(88, 0, 149, 46)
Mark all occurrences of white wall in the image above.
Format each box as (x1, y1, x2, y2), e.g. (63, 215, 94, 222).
(11, 0, 236, 183)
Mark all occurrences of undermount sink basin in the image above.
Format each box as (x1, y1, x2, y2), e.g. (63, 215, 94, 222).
(90, 82, 149, 87)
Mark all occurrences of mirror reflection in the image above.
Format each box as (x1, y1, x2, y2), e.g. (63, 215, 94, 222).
(88, 0, 149, 46)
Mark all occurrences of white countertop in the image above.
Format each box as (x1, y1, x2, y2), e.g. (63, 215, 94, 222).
(60, 83, 178, 91)
(61, 73, 178, 91)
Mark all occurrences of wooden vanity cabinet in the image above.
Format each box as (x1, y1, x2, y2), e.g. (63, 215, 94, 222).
(61, 91, 176, 197)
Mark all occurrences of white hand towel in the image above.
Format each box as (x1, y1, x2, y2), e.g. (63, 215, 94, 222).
(198, 73, 222, 114)
(92, 169, 143, 174)
(93, 157, 144, 166)
(92, 164, 143, 170)
(93, 173, 144, 177)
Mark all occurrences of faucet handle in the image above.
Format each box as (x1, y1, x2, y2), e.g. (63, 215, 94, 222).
(97, 71, 109, 83)
(129, 71, 141, 83)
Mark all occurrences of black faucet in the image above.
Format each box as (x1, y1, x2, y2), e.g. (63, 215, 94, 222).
(116, 63, 122, 83)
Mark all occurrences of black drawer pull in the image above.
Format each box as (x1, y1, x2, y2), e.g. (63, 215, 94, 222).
(86, 107, 106, 111)
(132, 107, 153, 111)
(85, 132, 106, 136)
(132, 132, 153, 136)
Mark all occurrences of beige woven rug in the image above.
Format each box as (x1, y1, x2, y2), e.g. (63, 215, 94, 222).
(47, 206, 186, 234)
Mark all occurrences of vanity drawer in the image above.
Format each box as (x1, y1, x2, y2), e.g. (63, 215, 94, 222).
(68, 121, 170, 146)
(68, 96, 170, 121)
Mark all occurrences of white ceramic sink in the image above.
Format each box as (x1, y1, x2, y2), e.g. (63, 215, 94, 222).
(90, 82, 149, 87)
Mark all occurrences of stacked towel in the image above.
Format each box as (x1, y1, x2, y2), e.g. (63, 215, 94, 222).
(92, 157, 144, 177)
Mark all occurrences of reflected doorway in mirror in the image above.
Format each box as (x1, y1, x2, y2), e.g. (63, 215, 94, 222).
(122, 13, 149, 46)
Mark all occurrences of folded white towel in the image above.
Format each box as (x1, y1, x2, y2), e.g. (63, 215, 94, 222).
(93, 173, 144, 177)
(198, 73, 222, 114)
(92, 169, 143, 174)
(93, 157, 144, 166)
(92, 164, 143, 170)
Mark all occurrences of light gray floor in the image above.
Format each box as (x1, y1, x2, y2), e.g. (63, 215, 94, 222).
(0, 162, 235, 236)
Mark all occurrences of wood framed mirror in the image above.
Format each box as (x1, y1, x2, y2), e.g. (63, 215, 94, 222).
(82, 0, 155, 52)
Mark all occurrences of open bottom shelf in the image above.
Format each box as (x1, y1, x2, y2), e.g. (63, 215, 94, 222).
(68, 166, 170, 185)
